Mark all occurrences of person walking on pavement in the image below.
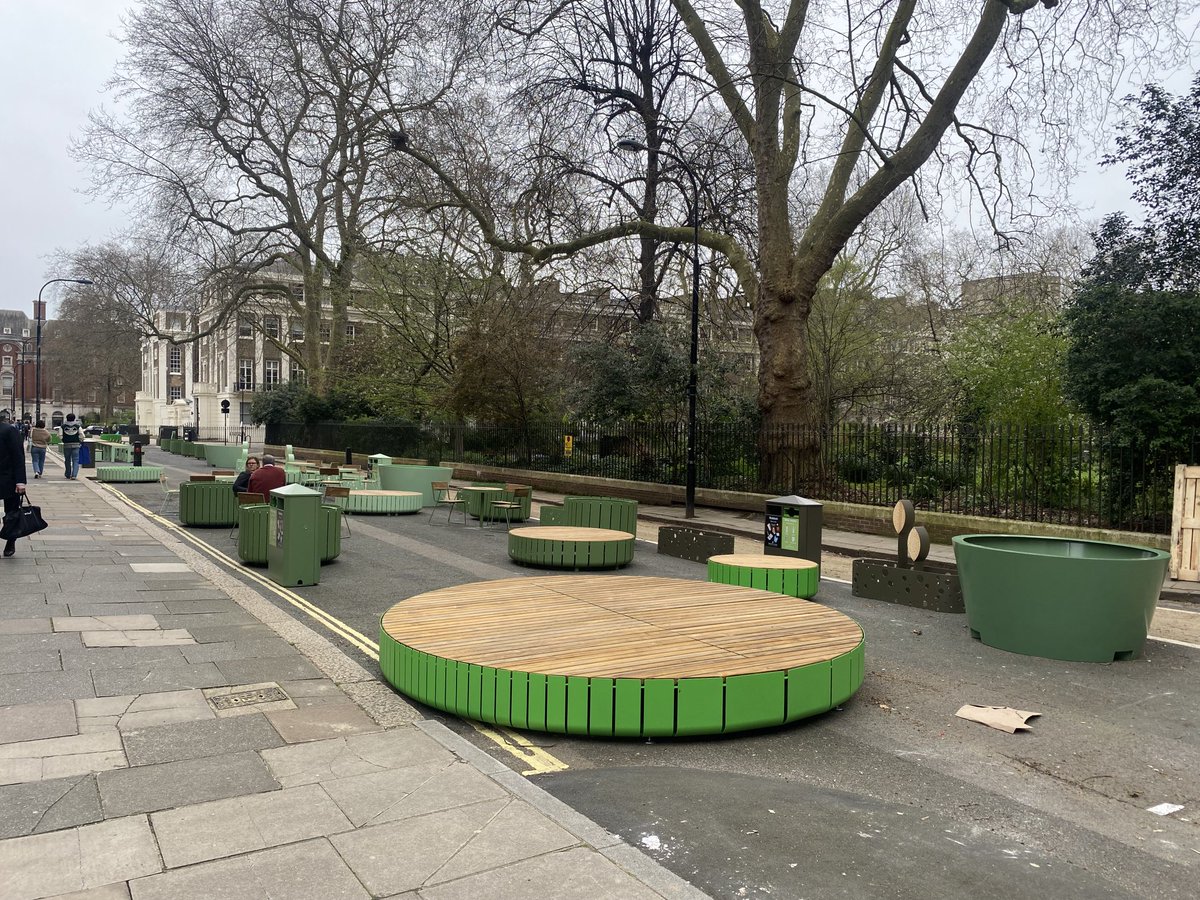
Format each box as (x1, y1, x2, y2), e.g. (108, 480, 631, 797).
(232, 456, 260, 494)
(61, 413, 83, 479)
(247, 453, 286, 496)
(0, 410, 28, 557)
(29, 420, 50, 479)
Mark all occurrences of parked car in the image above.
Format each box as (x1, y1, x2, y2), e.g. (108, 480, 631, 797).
(85, 425, 104, 436)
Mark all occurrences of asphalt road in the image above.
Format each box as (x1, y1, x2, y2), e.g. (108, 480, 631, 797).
(103, 448, 1200, 900)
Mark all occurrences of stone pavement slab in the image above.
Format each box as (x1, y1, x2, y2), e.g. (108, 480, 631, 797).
(0, 618, 52, 635)
(97, 750, 279, 817)
(260, 730, 457, 787)
(212, 655, 324, 684)
(262, 700, 379, 742)
(121, 714, 284, 766)
(90, 662, 228, 697)
(150, 783, 354, 868)
(0, 672, 96, 707)
(128, 838, 368, 900)
(321, 760, 508, 828)
(0, 814, 159, 899)
(0, 651, 65, 675)
(0, 775, 103, 839)
(0, 701, 78, 746)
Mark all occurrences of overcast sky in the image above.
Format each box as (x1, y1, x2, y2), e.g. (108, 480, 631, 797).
(0, 1, 1186, 319)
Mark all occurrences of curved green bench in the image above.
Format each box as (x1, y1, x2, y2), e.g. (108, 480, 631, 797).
(509, 526, 634, 569)
(538, 496, 638, 535)
(237, 504, 342, 565)
(379, 576, 865, 737)
(707, 553, 820, 599)
(178, 481, 239, 527)
(96, 465, 163, 483)
(376, 464, 454, 507)
(342, 490, 423, 515)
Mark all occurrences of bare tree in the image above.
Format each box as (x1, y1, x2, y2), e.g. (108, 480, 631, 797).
(74, 0, 479, 392)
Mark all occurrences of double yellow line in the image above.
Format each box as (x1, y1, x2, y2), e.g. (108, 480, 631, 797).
(99, 484, 569, 775)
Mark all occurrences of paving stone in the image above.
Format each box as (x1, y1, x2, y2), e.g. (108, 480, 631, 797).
(122, 714, 284, 766)
(330, 799, 508, 895)
(181, 639, 295, 664)
(430, 799, 577, 885)
(152, 613, 257, 629)
(127, 838, 367, 900)
(416, 846, 663, 900)
(186, 624, 277, 644)
(0, 776, 103, 839)
(261, 729, 454, 787)
(140, 580, 212, 592)
(0, 601, 71, 618)
(151, 783, 354, 868)
(67, 603, 172, 618)
(97, 750, 279, 817)
(75, 696, 135, 718)
(53, 616, 160, 633)
(0, 701, 79, 746)
(322, 760, 507, 828)
(263, 701, 379, 743)
(214, 656, 324, 685)
(41, 750, 130, 781)
(0, 729, 122, 762)
(81, 630, 195, 649)
(0, 814, 160, 898)
(161, 600, 239, 614)
(0, 633, 82, 653)
(0, 758, 43, 785)
(91, 662, 227, 697)
(46, 882, 132, 899)
(0, 618, 52, 635)
(61, 647, 190, 672)
(277, 678, 341, 698)
(0, 672, 96, 707)
(0, 650, 63, 675)
(129, 563, 192, 574)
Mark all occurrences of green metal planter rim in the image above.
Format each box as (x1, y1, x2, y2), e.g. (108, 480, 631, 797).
(377, 625, 864, 738)
(952, 533, 1169, 561)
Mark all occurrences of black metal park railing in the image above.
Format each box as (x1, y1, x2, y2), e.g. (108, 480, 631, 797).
(267, 419, 1198, 534)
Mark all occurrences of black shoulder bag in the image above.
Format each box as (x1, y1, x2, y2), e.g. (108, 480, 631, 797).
(1, 494, 48, 541)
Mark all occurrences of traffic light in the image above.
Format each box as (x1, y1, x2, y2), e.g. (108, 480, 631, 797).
(220, 399, 230, 414)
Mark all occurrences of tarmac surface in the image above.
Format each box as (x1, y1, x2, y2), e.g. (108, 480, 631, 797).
(2, 446, 1197, 899)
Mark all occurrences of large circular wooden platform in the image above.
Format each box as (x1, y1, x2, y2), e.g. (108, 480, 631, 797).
(379, 575, 864, 737)
(508, 526, 635, 569)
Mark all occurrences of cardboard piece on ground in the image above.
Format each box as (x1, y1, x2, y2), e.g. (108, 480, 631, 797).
(955, 704, 1041, 733)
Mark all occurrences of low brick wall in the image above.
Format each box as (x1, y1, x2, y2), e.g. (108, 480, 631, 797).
(271, 447, 1169, 551)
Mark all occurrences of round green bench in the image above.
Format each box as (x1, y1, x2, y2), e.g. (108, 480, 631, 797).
(96, 465, 163, 483)
(508, 526, 634, 569)
(341, 490, 423, 515)
(236, 504, 342, 565)
(538, 496, 637, 534)
(707, 553, 820, 599)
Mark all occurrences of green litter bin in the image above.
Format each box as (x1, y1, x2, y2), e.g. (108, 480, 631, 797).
(267, 484, 322, 587)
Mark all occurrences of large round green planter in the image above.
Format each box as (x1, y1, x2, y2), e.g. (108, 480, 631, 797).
(178, 481, 238, 526)
(952, 534, 1169, 662)
(203, 444, 244, 469)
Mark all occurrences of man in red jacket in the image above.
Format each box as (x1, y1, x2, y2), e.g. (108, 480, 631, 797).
(247, 453, 287, 496)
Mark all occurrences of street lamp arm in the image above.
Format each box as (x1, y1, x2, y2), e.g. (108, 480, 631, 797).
(34, 277, 93, 424)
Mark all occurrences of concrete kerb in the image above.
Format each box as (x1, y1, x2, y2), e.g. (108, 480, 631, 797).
(71, 470, 711, 899)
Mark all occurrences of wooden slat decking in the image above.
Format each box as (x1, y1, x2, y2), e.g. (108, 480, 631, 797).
(708, 553, 818, 570)
(508, 526, 630, 542)
(381, 575, 862, 679)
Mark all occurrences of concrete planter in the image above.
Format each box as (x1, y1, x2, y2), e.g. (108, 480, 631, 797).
(953, 534, 1169, 662)
(203, 444, 245, 469)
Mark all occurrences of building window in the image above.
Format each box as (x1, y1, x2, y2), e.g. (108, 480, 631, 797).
(2, 328, 10, 335)
(1, 356, 10, 367)
(1, 375, 12, 394)
(319, 321, 331, 342)
(263, 316, 279, 339)
(168, 346, 182, 373)
(169, 386, 183, 400)
(264, 359, 281, 388)
(22, 329, 29, 338)
(345, 323, 358, 341)
(290, 362, 305, 383)
(117, 393, 126, 403)
(238, 317, 253, 339)
(237, 358, 254, 390)
(290, 320, 304, 341)
(240, 402, 252, 421)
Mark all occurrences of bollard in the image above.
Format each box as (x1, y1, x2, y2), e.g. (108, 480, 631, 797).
(345, 447, 353, 465)
(132, 441, 144, 467)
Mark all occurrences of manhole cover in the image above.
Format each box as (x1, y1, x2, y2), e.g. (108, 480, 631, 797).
(210, 686, 288, 710)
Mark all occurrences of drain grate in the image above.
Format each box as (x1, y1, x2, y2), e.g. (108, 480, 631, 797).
(210, 686, 288, 710)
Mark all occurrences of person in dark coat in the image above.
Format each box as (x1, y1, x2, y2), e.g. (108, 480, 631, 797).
(0, 410, 29, 557)
(232, 456, 260, 494)
(247, 453, 286, 496)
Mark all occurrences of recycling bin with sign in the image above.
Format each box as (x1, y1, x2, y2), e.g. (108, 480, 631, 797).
(764, 495, 822, 566)
(267, 484, 322, 587)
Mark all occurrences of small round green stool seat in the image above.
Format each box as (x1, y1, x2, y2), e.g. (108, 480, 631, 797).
(707, 553, 820, 599)
(508, 526, 634, 569)
(343, 490, 423, 514)
(378, 575, 865, 737)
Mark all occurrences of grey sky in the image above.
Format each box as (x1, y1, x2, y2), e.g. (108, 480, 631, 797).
(0, 1, 1182, 318)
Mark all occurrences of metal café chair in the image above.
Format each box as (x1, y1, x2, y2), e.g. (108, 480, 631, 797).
(322, 484, 352, 537)
(158, 475, 180, 516)
(429, 481, 466, 525)
(487, 484, 531, 531)
(228, 492, 266, 539)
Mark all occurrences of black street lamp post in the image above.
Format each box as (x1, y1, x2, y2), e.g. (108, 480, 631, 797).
(615, 138, 701, 518)
(35, 278, 93, 424)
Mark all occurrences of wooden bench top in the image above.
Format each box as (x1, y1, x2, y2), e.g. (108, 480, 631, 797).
(381, 575, 863, 679)
(349, 490, 420, 497)
(709, 553, 819, 570)
(460, 485, 505, 492)
(509, 526, 632, 542)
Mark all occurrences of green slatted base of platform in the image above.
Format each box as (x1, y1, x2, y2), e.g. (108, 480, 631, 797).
(342, 490, 423, 514)
(237, 504, 342, 565)
(179, 481, 239, 527)
(96, 465, 163, 483)
(707, 553, 820, 599)
(508, 526, 634, 569)
(379, 576, 864, 737)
